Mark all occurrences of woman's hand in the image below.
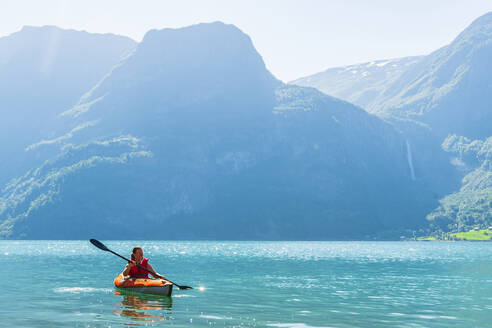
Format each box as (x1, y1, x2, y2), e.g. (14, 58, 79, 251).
(122, 260, 136, 277)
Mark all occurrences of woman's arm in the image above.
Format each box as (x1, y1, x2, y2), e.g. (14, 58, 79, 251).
(122, 261, 134, 276)
(147, 263, 166, 280)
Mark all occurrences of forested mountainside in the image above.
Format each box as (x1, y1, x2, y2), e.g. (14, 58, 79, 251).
(293, 12, 492, 235)
(0, 22, 435, 239)
(0, 26, 136, 185)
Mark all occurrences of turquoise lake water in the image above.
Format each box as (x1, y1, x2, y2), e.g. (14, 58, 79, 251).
(1, 241, 491, 327)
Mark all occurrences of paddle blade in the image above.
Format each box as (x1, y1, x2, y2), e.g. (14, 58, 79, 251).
(90, 239, 109, 251)
(178, 285, 193, 290)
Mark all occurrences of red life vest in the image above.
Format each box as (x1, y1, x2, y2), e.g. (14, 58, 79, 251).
(128, 257, 149, 279)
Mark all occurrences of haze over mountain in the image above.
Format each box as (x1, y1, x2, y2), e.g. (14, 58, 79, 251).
(295, 12, 492, 140)
(0, 22, 436, 240)
(1, 11, 491, 239)
(0, 25, 136, 184)
(371, 12, 492, 140)
(294, 12, 492, 234)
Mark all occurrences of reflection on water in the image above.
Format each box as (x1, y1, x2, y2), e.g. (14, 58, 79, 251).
(113, 290, 173, 326)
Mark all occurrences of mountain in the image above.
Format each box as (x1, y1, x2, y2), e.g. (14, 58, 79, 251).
(0, 22, 437, 240)
(293, 12, 492, 235)
(292, 58, 461, 203)
(379, 12, 492, 233)
(294, 12, 492, 140)
(291, 56, 423, 111)
(368, 12, 492, 140)
(0, 26, 136, 184)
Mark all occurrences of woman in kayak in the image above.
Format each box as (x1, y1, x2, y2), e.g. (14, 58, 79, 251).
(122, 246, 166, 280)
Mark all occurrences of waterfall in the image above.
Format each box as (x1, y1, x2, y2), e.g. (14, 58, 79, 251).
(406, 140, 416, 181)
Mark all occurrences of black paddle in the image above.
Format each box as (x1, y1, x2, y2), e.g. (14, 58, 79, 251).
(90, 238, 192, 290)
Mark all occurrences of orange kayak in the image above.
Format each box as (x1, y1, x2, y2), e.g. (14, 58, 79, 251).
(114, 274, 173, 296)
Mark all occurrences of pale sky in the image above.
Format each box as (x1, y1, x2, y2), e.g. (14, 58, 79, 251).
(1, 0, 491, 82)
